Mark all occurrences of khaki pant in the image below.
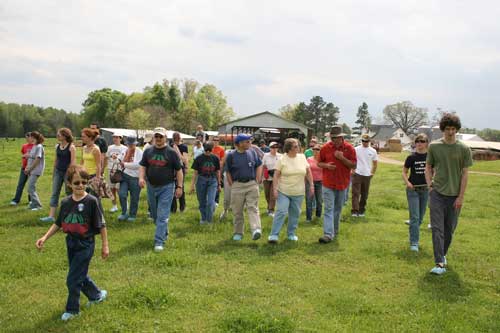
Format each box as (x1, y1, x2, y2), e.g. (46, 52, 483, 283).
(231, 180, 262, 235)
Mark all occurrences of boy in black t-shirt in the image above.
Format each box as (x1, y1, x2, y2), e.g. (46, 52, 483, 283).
(36, 165, 109, 321)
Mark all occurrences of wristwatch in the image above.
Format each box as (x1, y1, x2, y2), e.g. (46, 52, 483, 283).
(176, 185, 183, 189)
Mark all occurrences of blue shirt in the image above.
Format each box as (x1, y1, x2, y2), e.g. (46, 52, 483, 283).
(226, 149, 262, 181)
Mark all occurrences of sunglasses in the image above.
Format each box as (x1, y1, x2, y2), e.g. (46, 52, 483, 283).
(362, 140, 370, 143)
(415, 140, 427, 143)
(313, 148, 320, 151)
(72, 181, 88, 186)
(154, 135, 164, 139)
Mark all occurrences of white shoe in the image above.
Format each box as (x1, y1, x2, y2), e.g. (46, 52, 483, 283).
(110, 206, 118, 213)
(219, 210, 228, 221)
(427, 224, 432, 229)
(252, 229, 262, 241)
(31, 207, 42, 211)
(154, 245, 164, 252)
(61, 312, 78, 321)
(268, 212, 275, 218)
(404, 220, 410, 225)
(9, 201, 18, 206)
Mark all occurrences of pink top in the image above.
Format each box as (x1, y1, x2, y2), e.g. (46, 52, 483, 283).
(307, 157, 322, 182)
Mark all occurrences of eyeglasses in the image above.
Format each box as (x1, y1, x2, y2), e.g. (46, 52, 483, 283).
(415, 140, 427, 143)
(72, 181, 88, 186)
(313, 148, 320, 151)
(154, 135, 164, 139)
(362, 140, 370, 143)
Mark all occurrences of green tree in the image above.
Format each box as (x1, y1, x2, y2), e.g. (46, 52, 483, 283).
(354, 102, 371, 133)
(383, 101, 428, 135)
(81, 88, 127, 127)
(125, 108, 151, 136)
(196, 84, 234, 129)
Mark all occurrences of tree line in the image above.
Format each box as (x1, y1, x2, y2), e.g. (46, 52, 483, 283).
(0, 78, 235, 138)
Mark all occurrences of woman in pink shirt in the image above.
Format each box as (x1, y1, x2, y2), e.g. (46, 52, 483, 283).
(306, 144, 323, 222)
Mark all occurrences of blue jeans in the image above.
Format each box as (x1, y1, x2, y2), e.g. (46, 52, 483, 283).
(119, 173, 141, 217)
(196, 175, 218, 222)
(406, 188, 429, 246)
(65, 235, 102, 313)
(12, 168, 30, 203)
(270, 192, 304, 237)
(322, 186, 347, 238)
(49, 168, 71, 207)
(147, 182, 175, 246)
(306, 180, 323, 220)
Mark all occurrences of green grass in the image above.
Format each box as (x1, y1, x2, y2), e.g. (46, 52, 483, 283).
(0, 139, 499, 332)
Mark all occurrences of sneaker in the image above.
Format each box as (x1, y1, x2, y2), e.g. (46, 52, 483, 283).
(200, 220, 208, 225)
(252, 229, 262, 241)
(118, 214, 128, 221)
(232, 234, 243, 241)
(40, 216, 55, 223)
(306, 219, 312, 223)
(268, 235, 279, 244)
(404, 220, 410, 225)
(410, 245, 419, 252)
(219, 210, 228, 221)
(351, 213, 358, 217)
(88, 290, 107, 306)
(287, 235, 298, 241)
(126, 216, 136, 222)
(61, 312, 78, 321)
(430, 265, 446, 275)
(110, 206, 119, 213)
(427, 224, 432, 229)
(268, 212, 275, 218)
(154, 245, 164, 252)
(30, 207, 42, 211)
(358, 213, 365, 217)
(215, 203, 219, 208)
(318, 235, 332, 244)
(9, 200, 18, 206)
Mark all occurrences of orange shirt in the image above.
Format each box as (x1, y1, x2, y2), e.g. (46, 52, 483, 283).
(212, 146, 225, 160)
(319, 141, 356, 190)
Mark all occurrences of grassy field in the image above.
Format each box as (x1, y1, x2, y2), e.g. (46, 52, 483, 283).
(0, 139, 499, 332)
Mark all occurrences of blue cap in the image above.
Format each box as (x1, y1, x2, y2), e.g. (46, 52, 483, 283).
(234, 133, 252, 144)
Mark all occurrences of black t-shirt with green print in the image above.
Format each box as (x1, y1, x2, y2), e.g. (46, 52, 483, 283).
(139, 146, 182, 186)
(55, 194, 105, 239)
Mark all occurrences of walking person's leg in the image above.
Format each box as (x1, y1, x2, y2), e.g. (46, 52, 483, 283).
(270, 192, 289, 238)
(196, 176, 209, 223)
(351, 174, 361, 215)
(28, 174, 42, 209)
(359, 176, 372, 215)
(407, 189, 420, 248)
(429, 190, 447, 266)
(245, 181, 262, 238)
(314, 181, 323, 218)
(333, 189, 346, 236)
(443, 196, 460, 258)
(321, 186, 335, 240)
(12, 168, 28, 204)
(305, 180, 313, 221)
(118, 175, 130, 220)
(206, 178, 218, 223)
(128, 176, 141, 219)
(154, 183, 175, 247)
(286, 195, 304, 239)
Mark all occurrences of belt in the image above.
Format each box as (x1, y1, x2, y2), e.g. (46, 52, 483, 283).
(413, 185, 428, 191)
(235, 178, 253, 183)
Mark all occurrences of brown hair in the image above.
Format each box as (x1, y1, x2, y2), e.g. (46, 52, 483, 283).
(283, 138, 300, 153)
(30, 131, 45, 144)
(81, 128, 99, 141)
(58, 128, 74, 143)
(415, 133, 428, 143)
(439, 113, 461, 131)
(66, 165, 90, 183)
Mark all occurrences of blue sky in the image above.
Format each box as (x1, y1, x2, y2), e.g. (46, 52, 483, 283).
(1, 0, 499, 129)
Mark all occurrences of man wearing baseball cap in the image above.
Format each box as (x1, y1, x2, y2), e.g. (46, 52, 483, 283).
(225, 133, 263, 241)
(139, 127, 183, 252)
(318, 125, 357, 243)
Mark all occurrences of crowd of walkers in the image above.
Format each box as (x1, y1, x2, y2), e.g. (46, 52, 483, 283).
(10, 114, 472, 320)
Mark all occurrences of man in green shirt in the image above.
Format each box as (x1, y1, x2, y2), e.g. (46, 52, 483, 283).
(425, 113, 473, 275)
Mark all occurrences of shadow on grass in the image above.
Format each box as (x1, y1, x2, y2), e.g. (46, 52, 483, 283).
(27, 311, 67, 332)
(112, 238, 153, 258)
(418, 268, 472, 303)
(394, 248, 433, 264)
(204, 239, 260, 255)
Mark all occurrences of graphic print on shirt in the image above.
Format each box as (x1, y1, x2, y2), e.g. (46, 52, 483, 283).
(200, 160, 216, 175)
(149, 152, 169, 167)
(61, 203, 89, 236)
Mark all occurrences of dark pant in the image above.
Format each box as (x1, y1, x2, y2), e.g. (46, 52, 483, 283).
(429, 190, 460, 264)
(351, 173, 372, 214)
(65, 235, 101, 313)
(12, 168, 30, 203)
(171, 170, 186, 212)
(263, 180, 276, 212)
(306, 180, 323, 220)
(119, 173, 141, 217)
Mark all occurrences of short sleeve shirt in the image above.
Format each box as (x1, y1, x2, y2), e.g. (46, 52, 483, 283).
(276, 153, 309, 196)
(307, 157, 323, 182)
(95, 137, 108, 154)
(354, 146, 378, 176)
(21, 143, 34, 169)
(226, 149, 262, 181)
(427, 139, 473, 196)
(106, 144, 127, 170)
(27, 144, 45, 176)
(404, 152, 427, 186)
(212, 146, 225, 160)
(139, 146, 182, 186)
(56, 194, 105, 238)
(319, 141, 356, 190)
(192, 154, 220, 177)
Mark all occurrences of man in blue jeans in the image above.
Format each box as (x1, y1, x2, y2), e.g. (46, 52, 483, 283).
(139, 127, 183, 252)
(317, 126, 357, 243)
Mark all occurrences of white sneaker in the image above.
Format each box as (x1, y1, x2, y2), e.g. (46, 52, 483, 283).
(427, 224, 432, 229)
(9, 201, 18, 206)
(215, 203, 219, 208)
(358, 213, 365, 217)
(287, 235, 299, 241)
(252, 229, 262, 241)
(430, 265, 446, 275)
(268, 212, 275, 218)
(31, 207, 42, 211)
(61, 312, 78, 321)
(443, 256, 447, 266)
(110, 206, 118, 213)
(154, 245, 164, 252)
(219, 210, 228, 221)
(404, 220, 410, 225)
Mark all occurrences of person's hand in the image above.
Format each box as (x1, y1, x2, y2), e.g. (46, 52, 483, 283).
(453, 196, 464, 210)
(24, 169, 30, 175)
(327, 162, 336, 170)
(139, 179, 146, 188)
(35, 237, 46, 250)
(101, 244, 109, 259)
(406, 183, 414, 190)
(189, 186, 195, 195)
(334, 151, 344, 159)
(217, 185, 222, 193)
(273, 189, 278, 200)
(309, 185, 315, 197)
(175, 187, 183, 198)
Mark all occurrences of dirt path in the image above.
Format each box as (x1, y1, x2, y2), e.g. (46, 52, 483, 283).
(378, 155, 500, 177)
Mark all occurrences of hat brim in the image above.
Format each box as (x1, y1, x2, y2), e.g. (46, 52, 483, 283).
(153, 132, 165, 136)
(330, 133, 347, 138)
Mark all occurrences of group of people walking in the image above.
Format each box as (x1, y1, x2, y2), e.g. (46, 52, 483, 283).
(10, 113, 471, 321)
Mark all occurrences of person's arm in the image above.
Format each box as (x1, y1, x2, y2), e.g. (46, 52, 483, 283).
(334, 151, 356, 169)
(454, 168, 469, 209)
(124, 150, 143, 170)
(402, 167, 414, 189)
(272, 169, 281, 199)
(93, 148, 102, 179)
(70, 144, 76, 166)
(317, 161, 336, 170)
(190, 170, 198, 194)
(306, 167, 314, 197)
(139, 166, 146, 188)
(100, 227, 109, 259)
(424, 164, 434, 190)
(174, 169, 184, 198)
(371, 160, 378, 176)
(256, 165, 263, 183)
(35, 224, 60, 250)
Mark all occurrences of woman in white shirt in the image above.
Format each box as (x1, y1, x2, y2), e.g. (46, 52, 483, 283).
(268, 138, 314, 243)
(118, 136, 143, 222)
(261, 142, 282, 217)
